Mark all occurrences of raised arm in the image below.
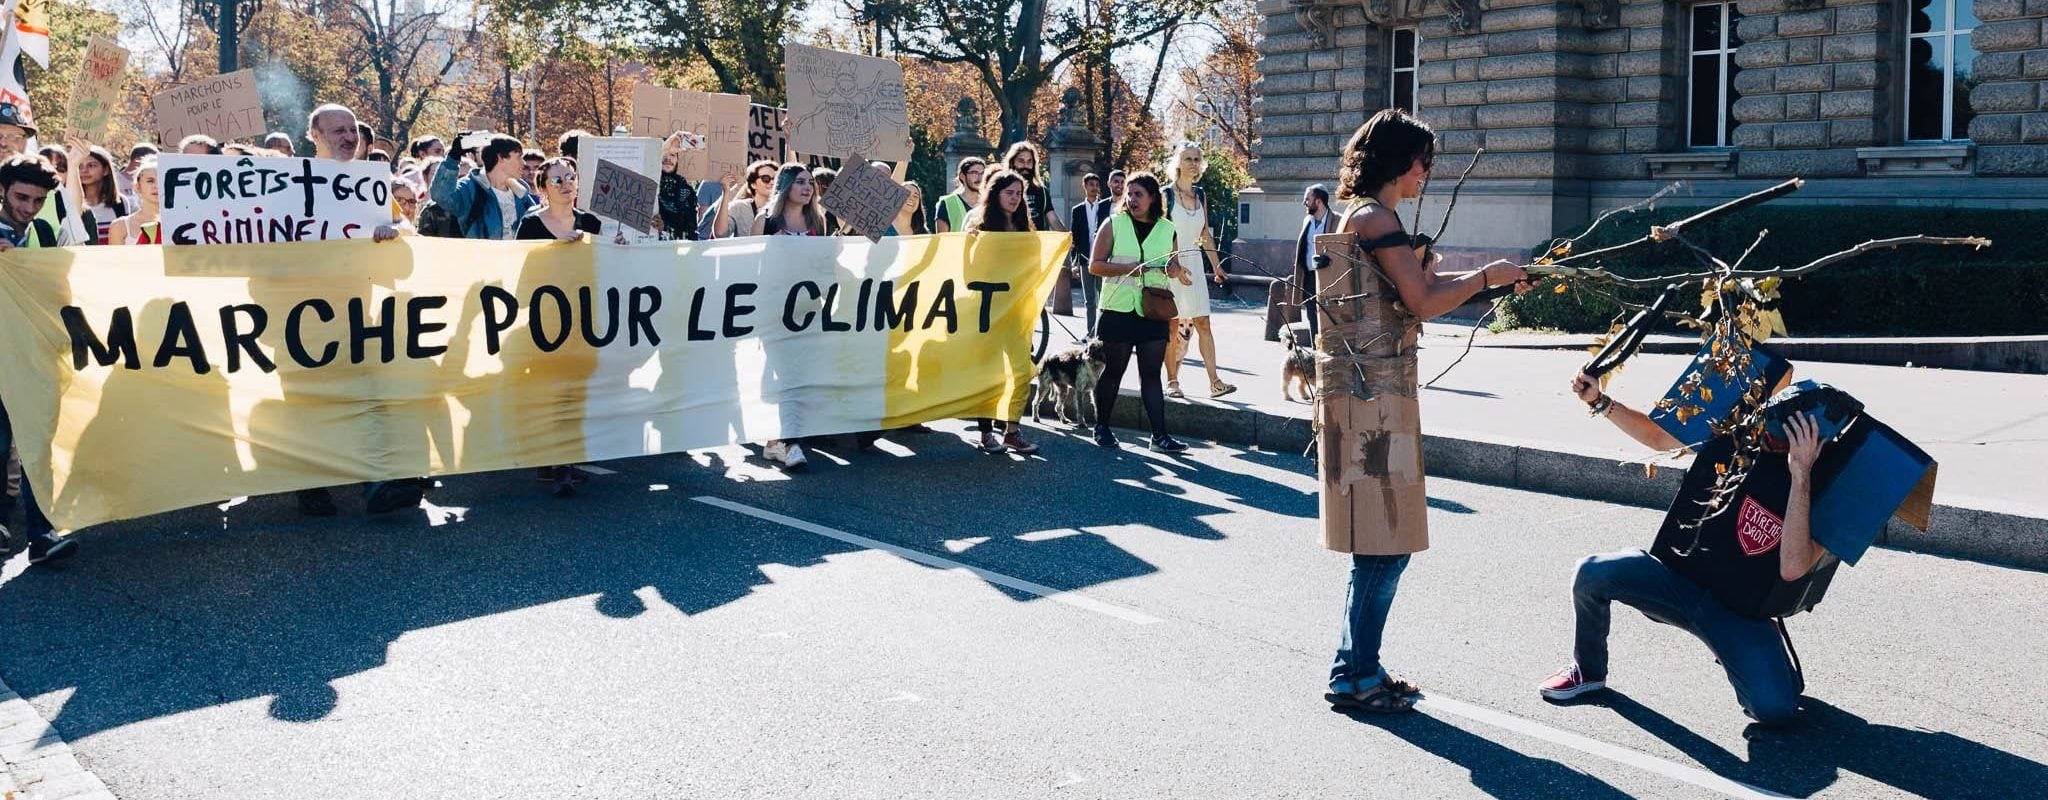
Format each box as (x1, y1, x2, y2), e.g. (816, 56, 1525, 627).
(1347, 208, 1523, 319)
(1571, 373, 1685, 452)
(1778, 413, 1831, 582)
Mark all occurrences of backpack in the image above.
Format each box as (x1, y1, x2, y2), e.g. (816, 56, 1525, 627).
(416, 179, 493, 238)
(414, 200, 462, 238)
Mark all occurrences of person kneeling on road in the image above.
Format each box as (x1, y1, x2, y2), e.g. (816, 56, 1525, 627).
(1540, 372, 1829, 728)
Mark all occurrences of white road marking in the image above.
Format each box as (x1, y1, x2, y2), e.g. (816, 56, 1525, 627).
(1414, 694, 1793, 800)
(696, 496, 1772, 797)
(573, 464, 619, 476)
(692, 496, 1161, 626)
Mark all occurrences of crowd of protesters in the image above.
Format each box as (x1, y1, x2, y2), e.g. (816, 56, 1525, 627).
(0, 98, 1260, 566)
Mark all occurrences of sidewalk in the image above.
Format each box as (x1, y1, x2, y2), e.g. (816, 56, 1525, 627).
(1060, 297, 2048, 569)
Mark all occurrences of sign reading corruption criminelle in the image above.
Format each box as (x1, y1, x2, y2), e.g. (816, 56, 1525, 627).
(156, 154, 395, 245)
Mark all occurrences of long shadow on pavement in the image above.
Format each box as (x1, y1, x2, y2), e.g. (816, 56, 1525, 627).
(0, 425, 1366, 742)
(0, 469, 868, 740)
(1594, 691, 2048, 798)
(1336, 707, 1635, 799)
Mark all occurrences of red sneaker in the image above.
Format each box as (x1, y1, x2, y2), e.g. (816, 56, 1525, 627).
(1540, 665, 1607, 700)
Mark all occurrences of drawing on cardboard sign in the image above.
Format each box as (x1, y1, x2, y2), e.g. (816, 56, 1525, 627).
(783, 44, 911, 161)
(66, 36, 129, 139)
(824, 153, 912, 242)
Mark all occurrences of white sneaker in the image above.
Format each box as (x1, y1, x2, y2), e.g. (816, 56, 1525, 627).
(763, 441, 789, 462)
(777, 443, 808, 471)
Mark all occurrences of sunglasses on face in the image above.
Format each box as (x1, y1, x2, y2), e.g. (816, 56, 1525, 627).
(547, 173, 577, 186)
(750, 173, 773, 183)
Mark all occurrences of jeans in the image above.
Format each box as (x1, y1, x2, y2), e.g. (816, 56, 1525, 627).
(1330, 553, 1411, 694)
(1572, 549, 1801, 726)
(0, 396, 54, 537)
(1079, 266, 1102, 333)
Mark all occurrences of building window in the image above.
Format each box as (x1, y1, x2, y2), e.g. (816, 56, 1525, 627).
(1688, 2, 1742, 148)
(1906, 0, 1978, 141)
(1391, 27, 1419, 112)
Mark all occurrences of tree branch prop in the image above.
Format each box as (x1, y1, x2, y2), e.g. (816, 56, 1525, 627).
(1534, 234, 1991, 286)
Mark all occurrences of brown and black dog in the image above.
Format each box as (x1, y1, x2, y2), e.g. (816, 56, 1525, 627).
(1281, 344, 1318, 402)
(1031, 338, 1106, 426)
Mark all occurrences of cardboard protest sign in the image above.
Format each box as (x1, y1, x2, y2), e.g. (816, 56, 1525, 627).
(823, 154, 911, 242)
(632, 84, 749, 183)
(573, 137, 662, 238)
(66, 36, 129, 140)
(153, 69, 265, 145)
(590, 159, 658, 234)
(783, 44, 911, 160)
(748, 104, 785, 164)
(704, 92, 750, 183)
(156, 154, 394, 245)
(0, 233, 1072, 531)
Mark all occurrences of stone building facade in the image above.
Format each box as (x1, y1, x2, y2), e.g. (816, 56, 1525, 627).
(1238, 0, 2048, 267)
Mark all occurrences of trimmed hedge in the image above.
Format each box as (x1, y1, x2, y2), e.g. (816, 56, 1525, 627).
(1494, 206, 2045, 336)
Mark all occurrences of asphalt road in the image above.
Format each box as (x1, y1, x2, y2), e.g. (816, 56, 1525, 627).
(3, 424, 2045, 799)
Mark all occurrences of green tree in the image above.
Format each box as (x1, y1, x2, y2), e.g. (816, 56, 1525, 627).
(867, 0, 1208, 147)
(503, 0, 809, 104)
(26, 1, 126, 140)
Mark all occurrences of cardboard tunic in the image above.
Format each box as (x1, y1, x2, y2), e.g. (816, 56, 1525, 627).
(1312, 231, 1428, 555)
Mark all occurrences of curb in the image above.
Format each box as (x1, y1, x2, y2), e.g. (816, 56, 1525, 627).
(1434, 333, 2048, 376)
(1107, 390, 2048, 572)
(0, 674, 115, 800)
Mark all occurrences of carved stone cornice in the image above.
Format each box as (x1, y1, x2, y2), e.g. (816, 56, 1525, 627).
(1578, 0, 1620, 29)
(1289, 0, 1343, 48)
(1361, 0, 1477, 35)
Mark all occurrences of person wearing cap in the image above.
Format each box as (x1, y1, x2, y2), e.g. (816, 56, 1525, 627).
(0, 102, 87, 247)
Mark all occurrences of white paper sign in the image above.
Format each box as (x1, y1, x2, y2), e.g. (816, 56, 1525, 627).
(573, 136, 664, 240)
(156, 154, 393, 245)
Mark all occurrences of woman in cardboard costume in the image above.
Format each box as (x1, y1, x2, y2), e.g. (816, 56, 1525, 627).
(1319, 110, 1531, 713)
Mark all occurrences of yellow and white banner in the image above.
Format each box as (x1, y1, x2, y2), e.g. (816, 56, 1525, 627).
(0, 233, 1067, 530)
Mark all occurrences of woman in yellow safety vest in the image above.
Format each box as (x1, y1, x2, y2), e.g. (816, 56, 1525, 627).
(1085, 172, 1193, 453)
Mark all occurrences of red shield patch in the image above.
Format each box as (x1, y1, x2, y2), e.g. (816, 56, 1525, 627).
(1736, 496, 1785, 557)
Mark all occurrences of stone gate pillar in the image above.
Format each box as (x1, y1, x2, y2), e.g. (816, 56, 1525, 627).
(1042, 88, 1104, 316)
(942, 98, 996, 186)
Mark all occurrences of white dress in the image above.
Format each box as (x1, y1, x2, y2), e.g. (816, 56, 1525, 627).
(1168, 191, 1212, 319)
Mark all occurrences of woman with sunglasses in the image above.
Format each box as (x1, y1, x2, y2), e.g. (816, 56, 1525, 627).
(515, 157, 618, 497)
(716, 160, 779, 238)
(1322, 109, 1532, 715)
